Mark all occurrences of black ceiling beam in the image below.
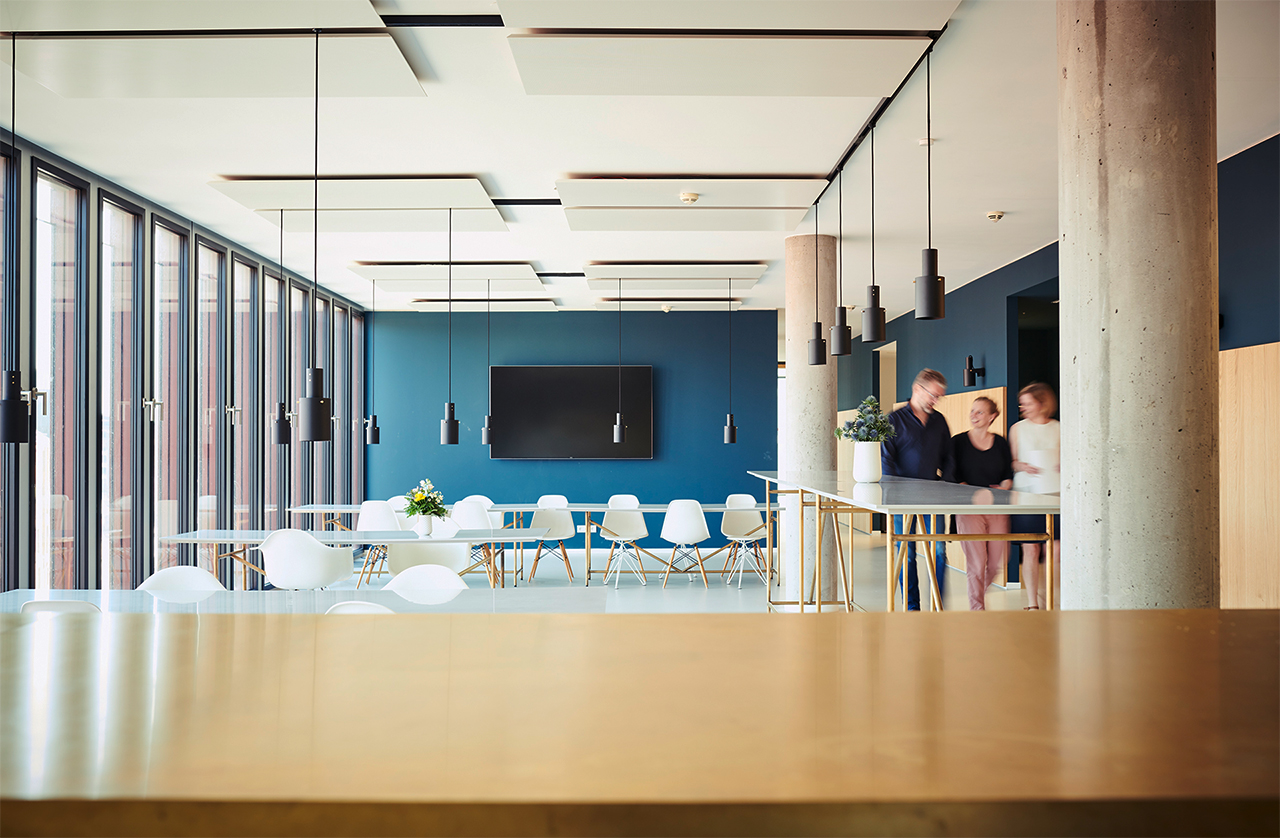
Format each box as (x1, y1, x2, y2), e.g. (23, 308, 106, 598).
(493, 198, 562, 206)
(381, 15, 505, 28)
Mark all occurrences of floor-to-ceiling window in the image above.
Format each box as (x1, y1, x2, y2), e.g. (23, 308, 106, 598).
(230, 259, 256, 542)
(34, 169, 82, 590)
(263, 271, 282, 533)
(351, 312, 364, 504)
(194, 243, 223, 573)
(101, 199, 141, 589)
(289, 283, 307, 528)
(1, 154, 9, 564)
(152, 222, 186, 571)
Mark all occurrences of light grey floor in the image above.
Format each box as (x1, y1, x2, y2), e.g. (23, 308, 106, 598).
(344, 527, 1032, 614)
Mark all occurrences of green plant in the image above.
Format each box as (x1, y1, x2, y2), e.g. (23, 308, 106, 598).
(834, 396, 896, 443)
(404, 478, 448, 518)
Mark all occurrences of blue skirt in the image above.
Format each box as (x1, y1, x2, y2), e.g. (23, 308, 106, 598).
(1009, 513, 1062, 545)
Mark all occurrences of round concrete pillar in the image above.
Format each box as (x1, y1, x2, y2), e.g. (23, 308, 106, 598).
(1058, 1, 1219, 608)
(783, 233, 838, 605)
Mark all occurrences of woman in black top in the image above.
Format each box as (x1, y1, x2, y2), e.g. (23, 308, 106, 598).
(952, 397, 1014, 610)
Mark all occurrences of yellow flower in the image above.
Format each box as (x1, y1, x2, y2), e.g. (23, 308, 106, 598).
(414, 491, 425, 501)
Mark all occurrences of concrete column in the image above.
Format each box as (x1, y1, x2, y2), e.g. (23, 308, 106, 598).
(1058, 1, 1219, 608)
(783, 233, 838, 605)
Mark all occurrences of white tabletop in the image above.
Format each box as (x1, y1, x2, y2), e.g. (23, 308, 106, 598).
(160, 529, 417, 545)
(0, 588, 606, 614)
(748, 471, 1061, 515)
(290, 502, 761, 515)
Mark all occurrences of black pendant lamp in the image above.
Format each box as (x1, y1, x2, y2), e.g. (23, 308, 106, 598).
(612, 276, 625, 444)
(480, 276, 492, 445)
(915, 51, 945, 321)
(1, 33, 29, 444)
(863, 127, 887, 343)
(807, 202, 827, 365)
(441, 208, 459, 445)
(299, 30, 332, 442)
(364, 274, 380, 445)
(829, 169, 852, 356)
(724, 275, 737, 444)
(273, 210, 294, 444)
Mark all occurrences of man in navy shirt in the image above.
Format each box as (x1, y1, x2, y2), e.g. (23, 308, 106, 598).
(882, 368, 956, 610)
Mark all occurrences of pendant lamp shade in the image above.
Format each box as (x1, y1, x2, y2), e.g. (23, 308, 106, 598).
(441, 208, 459, 445)
(830, 306, 852, 356)
(1, 371, 29, 444)
(481, 415, 492, 445)
(723, 413, 737, 444)
(365, 414, 380, 445)
(273, 401, 292, 445)
(915, 248, 945, 320)
(441, 401, 459, 445)
(807, 204, 827, 366)
(830, 169, 852, 356)
(299, 30, 331, 442)
(613, 413, 626, 444)
(862, 284, 887, 343)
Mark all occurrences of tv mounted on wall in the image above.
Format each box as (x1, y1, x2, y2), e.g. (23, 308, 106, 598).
(489, 366, 653, 460)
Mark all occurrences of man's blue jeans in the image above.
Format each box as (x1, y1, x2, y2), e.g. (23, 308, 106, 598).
(895, 515, 947, 610)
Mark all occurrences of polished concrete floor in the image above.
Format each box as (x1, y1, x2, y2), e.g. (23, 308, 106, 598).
(342, 528, 1033, 613)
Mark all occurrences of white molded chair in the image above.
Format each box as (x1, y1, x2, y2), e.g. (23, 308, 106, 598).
(462, 494, 505, 529)
(386, 517, 469, 576)
(602, 494, 648, 588)
(353, 500, 402, 587)
(528, 495, 576, 582)
(20, 600, 101, 614)
(384, 563, 469, 604)
(721, 494, 768, 587)
(258, 529, 352, 590)
(325, 600, 396, 614)
(453, 500, 500, 587)
(386, 495, 412, 530)
(137, 565, 227, 591)
(660, 500, 711, 588)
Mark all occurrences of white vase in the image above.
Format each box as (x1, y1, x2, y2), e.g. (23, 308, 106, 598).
(410, 516, 432, 537)
(853, 441, 883, 483)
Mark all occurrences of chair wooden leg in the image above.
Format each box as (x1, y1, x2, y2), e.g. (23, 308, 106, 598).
(559, 541, 574, 582)
(528, 542, 544, 582)
(694, 546, 709, 588)
(631, 542, 645, 577)
(662, 546, 679, 589)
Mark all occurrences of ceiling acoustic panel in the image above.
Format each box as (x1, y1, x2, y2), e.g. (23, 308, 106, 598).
(0, 0, 384, 31)
(557, 179, 826, 209)
(213, 178, 494, 211)
(498, 1, 960, 32)
(564, 207, 810, 232)
(351, 263, 540, 282)
(16, 35, 421, 99)
(256, 208, 508, 232)
(586, 278, 759, 293)
(508, 34, 930, 97)
(409, 300, 559, 312)
(593, 300, 744, 312)
(584, 263, 767, 280)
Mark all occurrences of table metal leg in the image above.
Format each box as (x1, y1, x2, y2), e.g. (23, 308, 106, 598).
(815, 501, 823, 614)
(1046, 513, 1056, 610)
(584, 512, 592, 587)
(886, 517, 895, 612)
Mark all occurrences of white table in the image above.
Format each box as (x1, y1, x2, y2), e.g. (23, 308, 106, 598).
(748, 471, 1061, 612)
(292, 501, 768, 586)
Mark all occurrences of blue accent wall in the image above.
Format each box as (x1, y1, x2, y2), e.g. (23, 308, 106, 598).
(838, 135, 1280, 408)
(367, 310, 777, 546)
(1219, 135, 1280, 351)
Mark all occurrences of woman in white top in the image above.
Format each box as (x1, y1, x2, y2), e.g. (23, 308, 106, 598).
(1009, 382, 1060, 610)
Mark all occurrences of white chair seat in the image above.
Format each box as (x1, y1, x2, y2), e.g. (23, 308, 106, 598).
(528, 494, 576, 583)
(325, 600, 396, 614)
(137, 565, 227, 591)
(258, 529, 352, 590)
(721, 493, 768, 587)
(659, 500, 711, 588)
(20, 600, 101, 614)
(384, 564, 469, 604)
(601, 494, 648, 588)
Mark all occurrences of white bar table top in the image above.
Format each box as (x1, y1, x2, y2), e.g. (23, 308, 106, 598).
(160, 529, 417, 545)
(748, 471, 1061, 515)
(0, 588, 606, 614)
(291, 502, 761, 514)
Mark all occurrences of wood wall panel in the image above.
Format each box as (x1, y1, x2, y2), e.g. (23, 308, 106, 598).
(1220, 342, 1280, 608)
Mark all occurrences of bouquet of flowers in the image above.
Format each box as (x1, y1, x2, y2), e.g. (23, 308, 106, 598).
(404, 479, 447, 518)
(835, 396, 896, 443)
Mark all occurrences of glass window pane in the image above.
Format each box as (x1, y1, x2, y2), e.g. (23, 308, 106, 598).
(351, 312, 364, 504)
(34, 172, 80, 590)
(263, 273, 281, 531)
(289, 285, 307, 527)
(101, 201, 139, 589)
(195, 244, 222, 573)
(0, 156, 7, 547)
(153, 224, 185, 571)
(333, 306, 349, 506)
(231, 261, 255, 543)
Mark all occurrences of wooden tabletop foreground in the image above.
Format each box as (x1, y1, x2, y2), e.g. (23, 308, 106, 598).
(1, 609, 1276, 837)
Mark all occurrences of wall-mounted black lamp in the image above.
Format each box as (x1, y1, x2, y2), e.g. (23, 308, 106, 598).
(963, 355, 986, 387)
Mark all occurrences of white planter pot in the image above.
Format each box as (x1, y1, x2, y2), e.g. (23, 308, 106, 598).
(410, 516, 432, 537)
(853, 441, 883, 483)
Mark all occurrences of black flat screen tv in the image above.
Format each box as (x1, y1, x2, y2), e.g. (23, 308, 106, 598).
(489, 366, 653, 460)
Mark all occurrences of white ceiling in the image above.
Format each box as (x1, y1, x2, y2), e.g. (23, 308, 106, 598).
(1, 0, 1276, 326)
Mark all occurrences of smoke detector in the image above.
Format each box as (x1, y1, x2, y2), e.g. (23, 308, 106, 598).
(986, 210, 1005, 223)
(679, 192, 699, 205)
(661, 304, 673, 313)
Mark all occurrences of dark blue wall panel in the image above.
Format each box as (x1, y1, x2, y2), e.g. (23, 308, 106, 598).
(1219, 135, 1280, 351)
(366, 310, 777, 546)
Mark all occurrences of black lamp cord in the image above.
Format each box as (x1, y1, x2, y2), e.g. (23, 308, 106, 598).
(837, 168, 842, 307)
(369, 272, 375, 415)
(727, 275, 732, 413)
(813, 201, 819, 319)
(926, 50, 932, 250)
(486, 275, 490, 414)
(447, 207, 452, 403)
(617, 276, 622, 413)
(871, 127, 877, 288)
(311, 29, 319, 370)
